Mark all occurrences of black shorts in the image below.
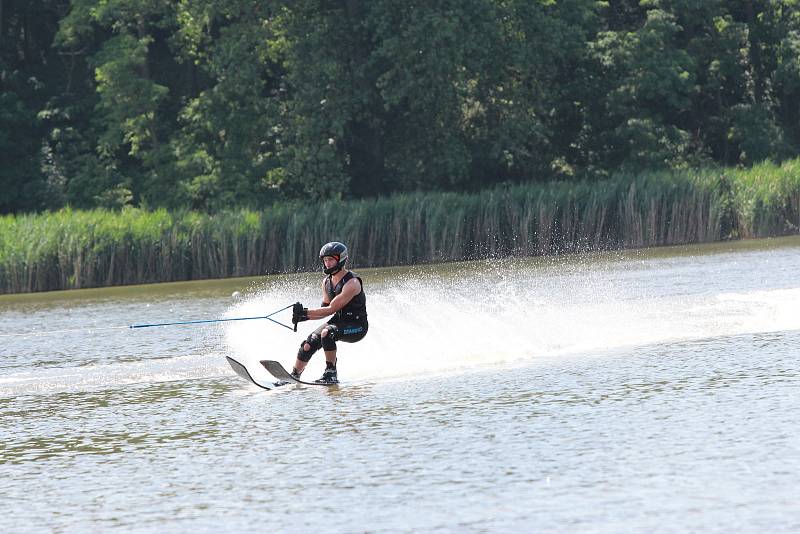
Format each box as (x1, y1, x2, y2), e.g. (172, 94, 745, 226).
(317, 320, 368, 344)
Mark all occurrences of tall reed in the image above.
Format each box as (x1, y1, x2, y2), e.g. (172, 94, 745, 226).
(1, 161, 798, 294)
(727, 159, 800, 238)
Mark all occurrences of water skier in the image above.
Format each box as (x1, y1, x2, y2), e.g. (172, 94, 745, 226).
(289, 241, 368, 384)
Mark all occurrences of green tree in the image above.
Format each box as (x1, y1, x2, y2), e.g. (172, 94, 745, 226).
(0, 0, 70, 212)
(590, 6, 696, 171)
(469, 0, 601, 183)
(0, 88, 44, 212)
(4, 0, 800, 213)
(170, 0, 284, 210)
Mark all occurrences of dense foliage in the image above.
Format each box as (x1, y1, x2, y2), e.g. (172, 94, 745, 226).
(3, 1, 800, 214)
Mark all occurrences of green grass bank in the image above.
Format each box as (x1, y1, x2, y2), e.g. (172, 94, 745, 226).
(2, 161, 799, 294)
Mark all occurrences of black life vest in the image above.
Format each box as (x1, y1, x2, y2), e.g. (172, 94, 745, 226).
(325, 271, 367, 323)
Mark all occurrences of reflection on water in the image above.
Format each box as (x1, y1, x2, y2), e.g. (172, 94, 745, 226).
(1, 237, 799, 531)
(2, 379, 233, 464)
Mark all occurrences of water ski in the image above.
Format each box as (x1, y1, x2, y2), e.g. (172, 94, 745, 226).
(225, 356, 276, 389)
(260, 360, 338, 387)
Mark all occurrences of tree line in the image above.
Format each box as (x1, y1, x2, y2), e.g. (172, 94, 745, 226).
(2, 0, 800, 214)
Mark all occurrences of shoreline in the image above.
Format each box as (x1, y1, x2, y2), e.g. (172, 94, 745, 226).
(2, 164, 798, 295)
(2, 234, 798, 302)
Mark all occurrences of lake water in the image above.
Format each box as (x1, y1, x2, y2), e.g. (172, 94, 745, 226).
(2, 237, 799, 532)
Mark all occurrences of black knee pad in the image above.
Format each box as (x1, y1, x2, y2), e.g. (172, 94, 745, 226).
(297, 333, 322, 362)
(321, 326, 338, 351)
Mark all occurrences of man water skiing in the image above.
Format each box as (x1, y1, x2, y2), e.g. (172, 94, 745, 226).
(289, 241, 368, 384)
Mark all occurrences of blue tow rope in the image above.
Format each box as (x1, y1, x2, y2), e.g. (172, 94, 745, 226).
(129, 303, 295, 331)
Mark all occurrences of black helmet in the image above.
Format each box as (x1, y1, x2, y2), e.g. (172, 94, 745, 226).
(319, 241, 348, 275)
